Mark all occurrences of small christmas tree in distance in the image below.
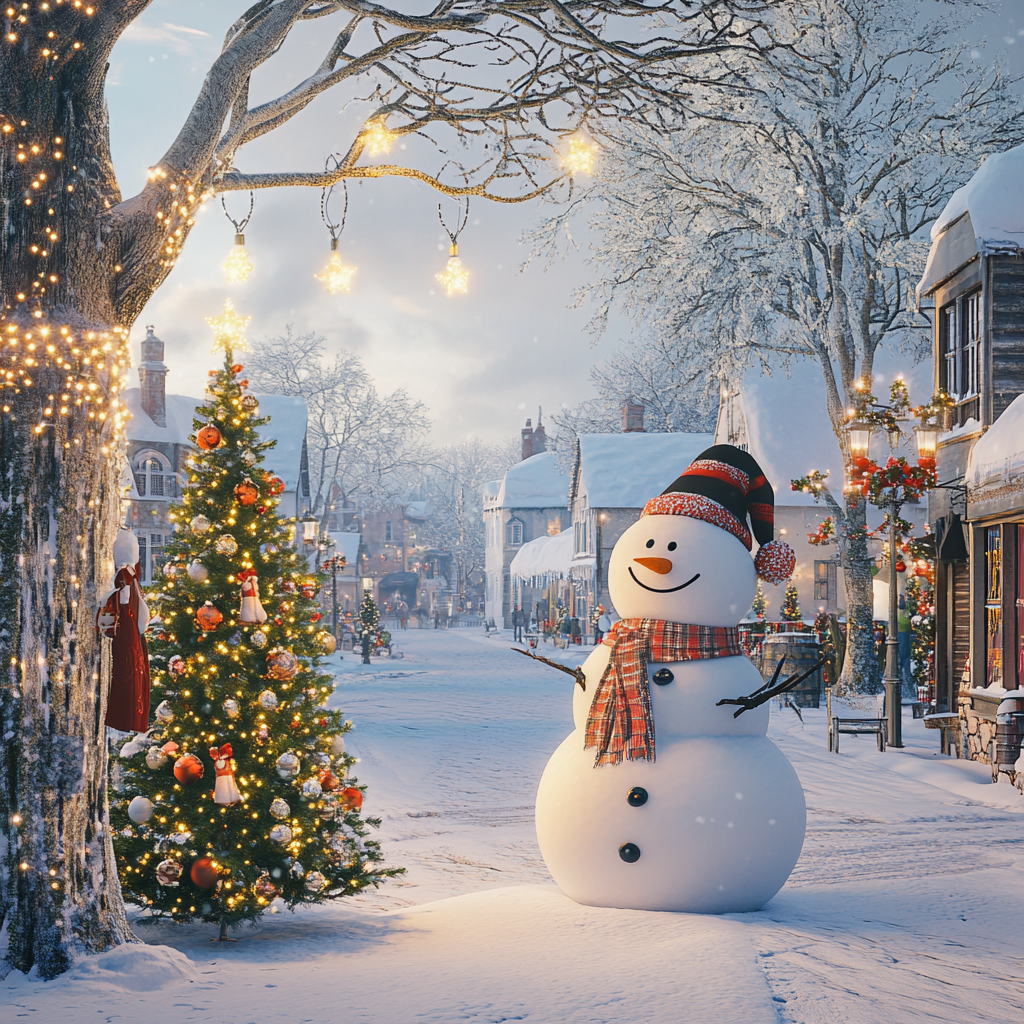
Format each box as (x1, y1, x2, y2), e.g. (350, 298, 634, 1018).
(357, 588, 380, 664)
(111, 348, 400, 933)
(781, 580, 802, 622)
(752, 579, 767, 622)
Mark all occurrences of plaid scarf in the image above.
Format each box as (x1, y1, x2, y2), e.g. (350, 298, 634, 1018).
(584, 619, 742, 766)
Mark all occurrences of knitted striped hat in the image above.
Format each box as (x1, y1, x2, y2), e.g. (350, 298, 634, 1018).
(642, 444, 795, 583)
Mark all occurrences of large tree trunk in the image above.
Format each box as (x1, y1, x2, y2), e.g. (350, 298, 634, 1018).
(1, 6, 176, 977)
(838, 495, 879, 694)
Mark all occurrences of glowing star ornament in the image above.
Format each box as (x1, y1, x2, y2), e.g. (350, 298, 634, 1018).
(363, 118, 394, 156)
(436, 243, 469, 297)
(562, 134, 596, 177)
(205, 298, 251, 354)
(222, 234, 253, 283)
(315, 239, 357, 294)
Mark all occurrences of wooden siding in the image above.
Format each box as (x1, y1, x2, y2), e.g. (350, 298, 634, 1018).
(991, 256, 1024, 420)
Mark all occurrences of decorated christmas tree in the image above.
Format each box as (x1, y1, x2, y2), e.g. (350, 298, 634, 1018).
(751, 579, 767, 621)
(780, 580, 802, 622)
(356, 589, 380, 663)
(111, 347, 399, 934)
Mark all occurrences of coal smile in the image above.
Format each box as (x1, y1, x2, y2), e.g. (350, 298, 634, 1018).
(627, 568, 701, 593)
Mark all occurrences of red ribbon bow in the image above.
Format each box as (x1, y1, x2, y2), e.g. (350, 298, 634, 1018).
(209, 743, 233, 760)
(238, 569, 258, 582)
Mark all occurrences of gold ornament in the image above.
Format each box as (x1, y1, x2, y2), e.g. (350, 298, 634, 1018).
(561, 134, 596, 177)
(222, 233, 253, 283)
(436, 242, 469, 297)
(205, 298, 251, 354)
(315, 239, 357, 294)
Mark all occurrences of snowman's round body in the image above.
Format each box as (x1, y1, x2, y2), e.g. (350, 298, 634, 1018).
(534, 515, 805, 913)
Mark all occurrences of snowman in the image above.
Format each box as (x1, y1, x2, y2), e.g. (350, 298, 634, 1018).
(534, 444, 804, 914)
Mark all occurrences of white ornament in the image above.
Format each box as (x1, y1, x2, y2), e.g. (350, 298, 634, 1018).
(269, 798, 290, 819)
(187, 560, 209, 582)
(241, 450, 256, 466)
(223, 698, 240, 719)
(239, 573, 268, 624)
(215, 534, 238, 556)
(154, 701, 174, 724)
(329, 735, 346, 757)
(290, 861, 305, 878)
(305, 871, 327, 892)
(275, 752, 300, 779)
(301, 778, 322, 799)
(534, 512, 806, 914)
(127, 796, 155, 823)
(259, 689, 278, 709)
(145, 746, 168, 770)
(250, 630, 268, 649)
(269, 824, 293, 845)
(189, 515, 212, 534)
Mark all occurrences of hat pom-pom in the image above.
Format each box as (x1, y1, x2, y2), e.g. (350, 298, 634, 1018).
(755, 541, 795, 584)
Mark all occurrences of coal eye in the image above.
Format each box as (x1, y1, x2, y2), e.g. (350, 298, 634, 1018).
(645, 539, 654, 548)
(667, 541, 677, 551)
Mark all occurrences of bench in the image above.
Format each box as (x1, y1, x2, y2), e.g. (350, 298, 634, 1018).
(924, 713, 960, 757)
(830, 717, 887, 753)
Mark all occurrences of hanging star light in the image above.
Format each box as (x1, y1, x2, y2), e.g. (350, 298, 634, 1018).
(222, 233, 253, 283)
(562, 134, 596, 177)
(436, 242, 469, 297)
(315, 240, 357, 294)
(363, 118, 395, 157)
(205, 299, 251, 353)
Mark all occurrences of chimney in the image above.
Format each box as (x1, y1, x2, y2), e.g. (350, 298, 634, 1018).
(521, 417, 534, 461)
(532, 406, 547, 454)
(622, 400, 645, 433)
(138, 325, 168, 427)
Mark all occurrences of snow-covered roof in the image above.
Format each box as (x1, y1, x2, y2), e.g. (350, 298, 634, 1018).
(326, 531, 362, 566)
(482, 479, 502, 507)
(254, 395, 307, 492)
(404, 500, 429, 519)
(509, 529, 574, 579)
(494, 451, 569, 510)
(122, 388, 201, 446)
(576, 432, 714, 508)
(918, 144, 1024, 296)
(966, 392, 1024, 493)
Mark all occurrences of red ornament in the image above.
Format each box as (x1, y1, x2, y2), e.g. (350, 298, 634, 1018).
(256, 504, 268, 515)
(189, 857, 219, 888)
(196, 602, 223, 631)
(264, 474, 285, 495)
(234, 479, 259, 505)
(231, 363, 243, 374)
(300, 585, 317, 600)
(318, 769, 339, 792)
(196, 424, 222, 450)
(254, 874, 278, 899)
(895, 560, 907, 573)
(339, 786, 364, 811)
(174, 753, 204, 786)
(309, 612, 322, 622)
(239, 379, 249, 388)
(281, 580, 297, 593)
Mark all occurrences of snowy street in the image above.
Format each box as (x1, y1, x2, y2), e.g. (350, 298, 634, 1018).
(4, 628, 1023, 1023)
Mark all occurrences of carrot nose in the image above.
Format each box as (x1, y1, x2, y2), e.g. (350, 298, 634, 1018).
(633, 557, 673, 575)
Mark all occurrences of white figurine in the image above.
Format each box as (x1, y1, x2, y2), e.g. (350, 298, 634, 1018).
(238, 569, 268, 624)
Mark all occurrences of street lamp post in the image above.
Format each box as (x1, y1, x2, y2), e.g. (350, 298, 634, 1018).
(361, 576, 374, 665)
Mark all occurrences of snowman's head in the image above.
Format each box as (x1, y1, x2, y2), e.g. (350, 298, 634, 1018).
(607, 444, 794, 625)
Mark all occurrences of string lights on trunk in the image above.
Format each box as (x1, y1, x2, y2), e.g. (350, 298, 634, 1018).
(314, 165, 356, 295)
(220, 192, 255, 283)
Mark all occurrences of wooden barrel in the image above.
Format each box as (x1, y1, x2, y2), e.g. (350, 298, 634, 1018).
(995, 695, 1024, 771)
(760, 633, 822, 709)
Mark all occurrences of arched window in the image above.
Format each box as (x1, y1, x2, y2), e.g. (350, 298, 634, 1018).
(133, 451, 173, 499)
(506, 518, 523, 546)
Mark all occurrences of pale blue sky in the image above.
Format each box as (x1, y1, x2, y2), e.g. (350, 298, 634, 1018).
(109, 2, 1024, 443)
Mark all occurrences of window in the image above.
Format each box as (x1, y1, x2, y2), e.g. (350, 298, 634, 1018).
(137, 535, 147, 582)
(813, 560, 837, 605)
(133, 451, 173, 499)
(385, 520, 393, 542)
(941, 291, 981, 402)
(986, 526, 1003, 688)
(506, 518, 523, 546)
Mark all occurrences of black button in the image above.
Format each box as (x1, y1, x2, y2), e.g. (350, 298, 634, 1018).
(619, 843, 641, 863)
(653, 668, 674, 685)
(627, 787, 648, 807)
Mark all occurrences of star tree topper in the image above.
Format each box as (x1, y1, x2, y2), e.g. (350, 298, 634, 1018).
(206, 298, 251, 353)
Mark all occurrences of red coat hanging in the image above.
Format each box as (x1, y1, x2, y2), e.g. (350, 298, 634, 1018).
(97, 531, 152, 732)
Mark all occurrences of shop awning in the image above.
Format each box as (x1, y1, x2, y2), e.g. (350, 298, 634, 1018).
(509, 529, 574, 580)
(966, 393, 1024, 494)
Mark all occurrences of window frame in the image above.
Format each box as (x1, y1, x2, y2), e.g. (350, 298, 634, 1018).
(133, 449, 174, 500)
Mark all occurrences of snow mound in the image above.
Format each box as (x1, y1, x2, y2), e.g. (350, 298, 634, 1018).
(62, 943, 196, 992)
(509, 528, 574, 579)
(966, 392, 1024, 492)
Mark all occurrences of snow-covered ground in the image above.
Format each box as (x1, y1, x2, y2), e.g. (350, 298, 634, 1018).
(3, 628, 1023, 1023)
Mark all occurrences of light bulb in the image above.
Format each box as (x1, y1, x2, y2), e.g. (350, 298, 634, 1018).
(205, 298, 251, 354)
(436, 243, 469, 297)
(561, 135, 596, 177)
(223, 233, 252, 283)
(363, 119, 394, 157)
(314, 239, 357, 294)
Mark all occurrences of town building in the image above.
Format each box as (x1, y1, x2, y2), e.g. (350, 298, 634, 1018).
(917, 144, 1024, 771)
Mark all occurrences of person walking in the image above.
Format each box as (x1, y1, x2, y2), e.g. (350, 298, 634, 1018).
(433, 608, 440, 630)
(398, 599, 409, 630)
(512, 605, 525, 643)
(596, 606, 611, 644)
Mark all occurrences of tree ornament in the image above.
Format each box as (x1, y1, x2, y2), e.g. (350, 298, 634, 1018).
(174, 753, 205, 786)
(168, 655, 186, 676)
(223, 698, 240, 719)
(301, 778, 323, 799)
(231, 363, 244, 375)
(187, 560, 209, 582)
(269, 798, 290, 819)
(196, 602, 223, 631)
(281, 580, 297, 594)
(241, 450, 257, 467)
(215, 407, 228, 420)
(318, 769, 340, 792)
(305, 871, 327, 892)
(315, 177, 357, 293)
(127, 796, 155, 824)
(222, 232, 253, 283)
(239, 569, 268, 623)
(259, 689, 278, 709)
(234, 479, 259, 506)
(257, 724, 270, 742)
(196, 424, 222, 450)
(300, 584, 317, 600)
(156, 859, 182, 887)
(754, 541, 796, 584)
(321, 795, 339, 820)
(215, 534, 239, 555)
(275, 752, 300, 779)
(154, 700, 175, 724)
(250, 630, 268, 649)
(146, 746, 169, 770)
(241, 394, 259, 411)
(264, 475, 285, 495)
(266, 649, 299, 681)
(190, 857, 219, 888)
(339, 787, 364, 811)
(329, 735, 346, 756)
(206, 297, 251, 353)
(290, 861, 305, 879)
(895, 559, 907, 573)
(255, 874, 278, 900)
(318, 632, 337, 655)
(189, 515, 212, 534)
(210, 744, 241, 806)
(269, 824, 293, 845)
(163, 561, 179, 578)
